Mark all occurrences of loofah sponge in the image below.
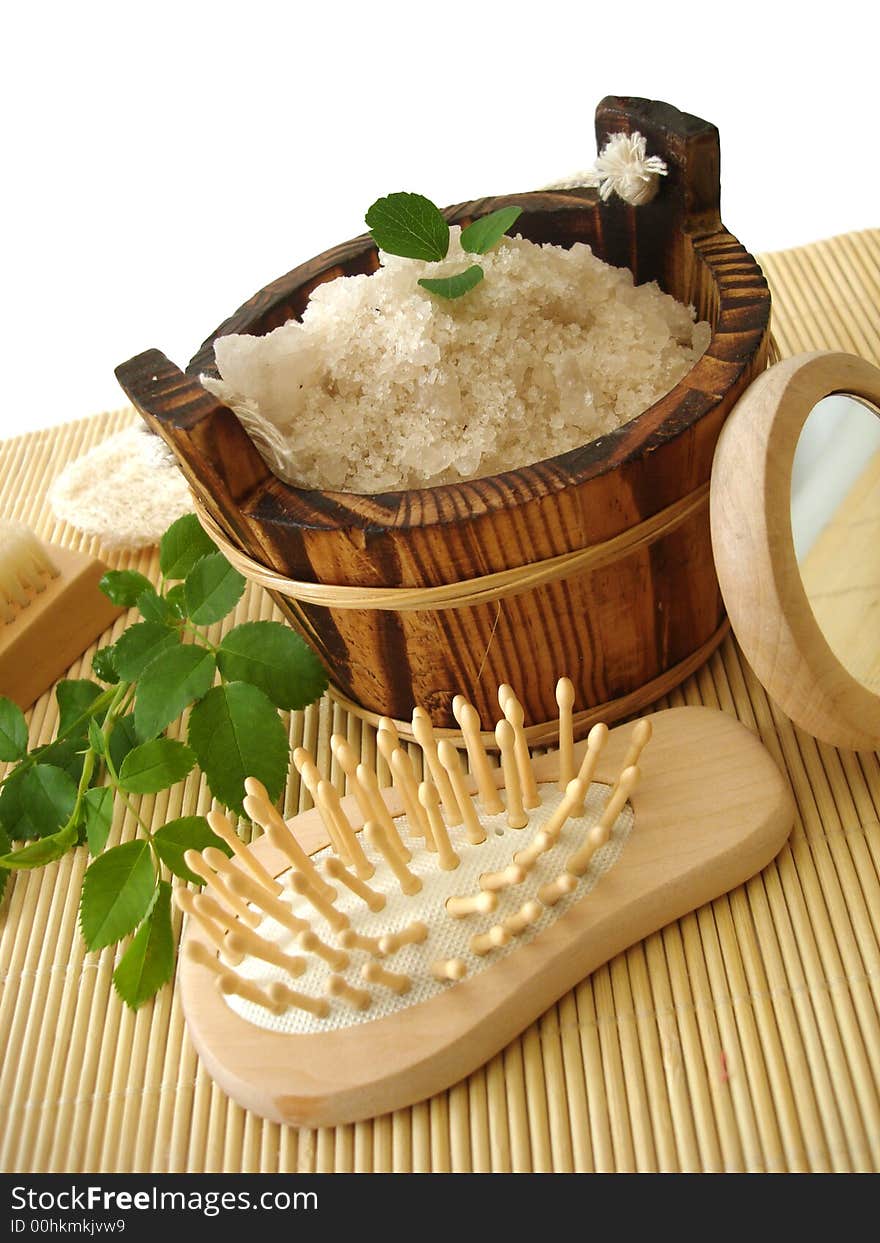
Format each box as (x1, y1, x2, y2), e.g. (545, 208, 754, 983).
(48, 424, 193, 550)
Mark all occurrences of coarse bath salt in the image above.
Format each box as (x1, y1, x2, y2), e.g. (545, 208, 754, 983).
(203, 228, 711, 493)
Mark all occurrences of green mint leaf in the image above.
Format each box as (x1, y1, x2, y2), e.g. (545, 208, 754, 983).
(112, 880, 174, 1009)
(91, 645, 120, 685)
(0, 821, 78, 870)
(216, 621, 328, 711)
(153, 816, 231, 883)
(165, 583, 188, 619)
(99, 570, 154, 608)
(459, 206, 523, 255)
(118, 739, 196, 795)
(0, 696, 28, 762)
(188, 682, 289, 814)
(418, 265, 484, 300)
(184, 553, 245, 625)
(87, 718, 106, 756)
(365, 192, 450, 262)
(136, 588, 175, 625)
(80, 839, 156, 950)
(83, 786, 114, 855)
(20, 764, 78, 839)
(108, 714, 139, 773)
(114, 622, 180, 683)
(159, 513, 216, 580)
(56, 680, 104, 738)
(0, 769, 26, 839)
(133, 645, 216, 742)
(31, 737, 86, 783)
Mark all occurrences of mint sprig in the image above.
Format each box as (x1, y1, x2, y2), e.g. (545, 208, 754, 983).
(365, 192, 449, 261)
(419, 265, 485, 300)
(366, 192, 522, 300)
(0, 512, 329, 1010)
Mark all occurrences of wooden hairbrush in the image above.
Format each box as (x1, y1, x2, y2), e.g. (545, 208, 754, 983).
(0, 522, 122, 710)
(178, 684, 793, 1127)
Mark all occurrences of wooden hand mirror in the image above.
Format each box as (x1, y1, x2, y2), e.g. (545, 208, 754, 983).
(711, 350, 880, 751)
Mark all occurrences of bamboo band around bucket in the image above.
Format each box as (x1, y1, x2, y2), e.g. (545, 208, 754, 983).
(193, 482, 710, 614)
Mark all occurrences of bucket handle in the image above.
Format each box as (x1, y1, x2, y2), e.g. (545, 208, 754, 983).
(115, 348, 271, 552)
(595, 96, 721, 234)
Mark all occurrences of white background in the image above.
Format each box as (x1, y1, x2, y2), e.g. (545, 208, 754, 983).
(2, 0, 876, 439)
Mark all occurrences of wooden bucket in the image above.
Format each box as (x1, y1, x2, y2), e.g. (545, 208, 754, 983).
(116, 96, 771, 744)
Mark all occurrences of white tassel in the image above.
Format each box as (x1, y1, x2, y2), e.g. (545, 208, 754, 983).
(545, 131, 668, 206)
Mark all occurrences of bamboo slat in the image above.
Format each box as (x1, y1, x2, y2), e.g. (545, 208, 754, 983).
(0, 229, 878, 1172)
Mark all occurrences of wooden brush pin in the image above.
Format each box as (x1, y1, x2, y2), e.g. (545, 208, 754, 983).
(479, 863, 527, 892)
(437, 740, 486, 844)
(244, 791, 333, 900)
(175, 888, 226, 952)
(365, 820, 422, 895)
(513, 829, 554, 870)
(338, 928, 385, 957)
(390, 748, 431, 839)
(470, 925, 511, 956)
(218, 972, 284, 1015)
(356, 763, 411, 862)
(376, 725, 398, 773)
(566, 766, 640, 877)
(184, 940, 225, 978)
(445, 890, 498, 919)
(418, 781, 459, 870)
(225, 928, 307, 977)
(295, 749, 347, 859)
(571, 723, 610, 815)
(502, 900, 543, 937)
(501, 690, 540, 810)
(289, 871, 349, 933)
(537, 872, 578, 907)
(615, 720, 652, 788)
(378, 921, 428, 956)
(555, 677, 576, 790)
(324, 857, 386, 911)
(326, 974, 372, 1011)
(362, 961, 411, 995)
(207, 805, 282, 895)
(455, 700, 504, 815)
(431, 958, 468, 982)
(267, 982, 330, 1019)
(0, 521, 122, 710)
(412, 708, 462, 825)
(192, 891, 239, 938)
(317, 778, 372, 873)
(298, 928, 349, 971)
(495, 719, 529, 829)
(330, 736, 381, 851)
(198, 845, 278, 914)
(225, 872, 310, 937)
(183, 850, 260, 928)
(200, 847, 277, 916)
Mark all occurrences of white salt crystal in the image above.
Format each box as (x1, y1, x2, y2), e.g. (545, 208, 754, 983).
(202, 228, 710, 493)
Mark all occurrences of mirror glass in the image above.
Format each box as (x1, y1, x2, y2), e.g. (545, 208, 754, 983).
(792, 394, 880, 691)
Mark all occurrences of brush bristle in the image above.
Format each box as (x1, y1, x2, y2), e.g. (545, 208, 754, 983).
(0, 522, 59, 622)
(184, 689, 651, 1031)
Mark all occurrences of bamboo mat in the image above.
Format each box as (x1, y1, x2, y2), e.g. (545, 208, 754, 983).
(1, 229, 879, 1174)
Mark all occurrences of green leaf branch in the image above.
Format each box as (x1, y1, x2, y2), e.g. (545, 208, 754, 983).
(0, 513, 328, 1009)
(366, 192, 523, 300)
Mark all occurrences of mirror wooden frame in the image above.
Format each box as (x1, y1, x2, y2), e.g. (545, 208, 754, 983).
(711, 351, 880, 751)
